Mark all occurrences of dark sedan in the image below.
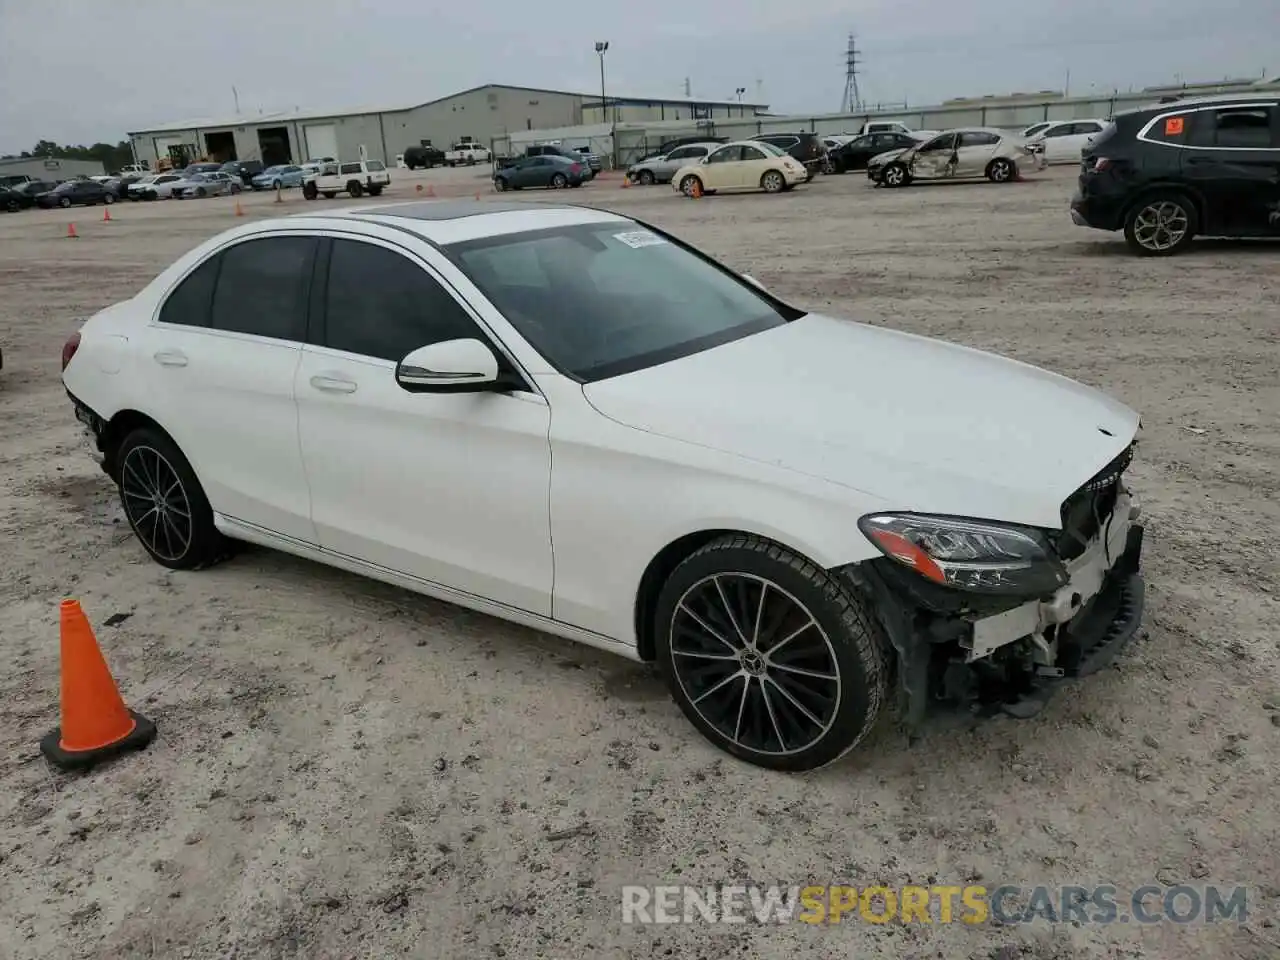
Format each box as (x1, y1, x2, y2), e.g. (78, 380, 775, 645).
(1, 186, 34, 212)
(36, 179, 113, 208)
(493, 155, 589, 191)
(829, 131, 922, 173)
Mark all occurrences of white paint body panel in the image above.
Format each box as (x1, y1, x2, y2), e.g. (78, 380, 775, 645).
(62, 207, 1140, 655)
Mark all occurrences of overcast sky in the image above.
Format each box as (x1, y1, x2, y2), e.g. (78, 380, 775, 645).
(1, 0, 1275, 152)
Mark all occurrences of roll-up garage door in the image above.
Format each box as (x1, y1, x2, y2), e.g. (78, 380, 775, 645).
(303, 124, 339, 162)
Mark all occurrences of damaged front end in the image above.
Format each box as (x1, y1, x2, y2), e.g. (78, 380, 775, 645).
(841, 444, 1145, 726)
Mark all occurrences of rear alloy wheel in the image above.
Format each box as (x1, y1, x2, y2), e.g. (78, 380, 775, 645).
(348, 181, 364, 198)
(679, 175, 703, 197)
(655, 535, 887, 771)
(881, 162, 910, 187)
(196, 187, 207, 198)
(549, 173, 568, 189)
(638, 170, 656, 186)
(761, 170, 786, 193)
(103, 193, 115, 204)
(494, 177, 508, 192)
(59, 196, 72, 208)
(986, 158, 1016, 183)
(116, 427, 228, 570)
(1124, 194, 1197, 256)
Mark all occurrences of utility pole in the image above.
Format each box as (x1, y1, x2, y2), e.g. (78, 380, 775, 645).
(595, 41, 612, 168)
(232, 86, 241, 115)
(841, 33, 862, 113)
(684, 77, 691, 98)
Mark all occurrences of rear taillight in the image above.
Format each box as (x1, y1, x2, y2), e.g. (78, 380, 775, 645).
(61, 331, 81, 371)
(570, 163, 581, 173)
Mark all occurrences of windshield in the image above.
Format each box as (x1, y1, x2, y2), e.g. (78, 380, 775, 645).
(449, 222, 797, 382)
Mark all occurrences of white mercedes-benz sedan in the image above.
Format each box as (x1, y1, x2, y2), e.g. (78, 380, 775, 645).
(62, 201, 1146, 770)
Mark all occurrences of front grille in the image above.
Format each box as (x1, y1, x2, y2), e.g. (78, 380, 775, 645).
(1055, 443, 1133, 560)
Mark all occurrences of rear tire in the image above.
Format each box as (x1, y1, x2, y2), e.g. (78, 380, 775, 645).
(638, 170, 656, 186)
(347, 181, 363, 198)
(1123, 192, 1197, 257)
(115, 427, 229, 570)
(103, 193, 115, 204)
(653, 534, 888, 771)
(986, 158, 1016, 183)
(494, 177, 508, 192)
(549, 173, 567, 188)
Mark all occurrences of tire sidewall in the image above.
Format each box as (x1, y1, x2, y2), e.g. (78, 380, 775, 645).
(550, 174, 566, 188)
(987, 158, 1014, 183)
(762, 171, 784, 193)
(680, 175, 701, 196)
(883, 163, 908, 187)
(1124, 192, 1198, 256)
(653, 537, 886, 771)
(116, 427, 224, 570)
(639, 170, 655, 185)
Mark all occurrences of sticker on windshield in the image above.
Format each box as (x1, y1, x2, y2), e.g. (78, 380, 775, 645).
(613, 230, 667, 249)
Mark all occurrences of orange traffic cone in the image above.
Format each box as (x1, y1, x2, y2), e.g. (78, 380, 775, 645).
(66, 223, 78, 239)
(621, 177, 630, 188)
(40, 600, 156, 770)
(102, 206, 112, 222)
(690, 180, 703, 200)
(234, 201, 244, 217)
(415, 183, 423, 193)
(426, 184, 436, 198)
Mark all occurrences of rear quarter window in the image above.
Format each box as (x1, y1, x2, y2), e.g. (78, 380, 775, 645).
(1143, 112, 1190, 146)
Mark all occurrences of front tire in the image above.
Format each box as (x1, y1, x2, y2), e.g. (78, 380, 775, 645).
(654, 535, 887, 771)
(347, 181, 364, 198)
(494, 177, 508, 192)
(679, 174, 703, 197)
(59, 197, 71, 208)
(302, 181, 318, 200)
(638, 169, 656, 186)
(882, 162, 910, 187)
(760, 170, 786, 193)
(1123, 193, 1197, 256)
(549, 173, 567, 188)
(115, 427, 228, 570)
(103, 193, 115, 204)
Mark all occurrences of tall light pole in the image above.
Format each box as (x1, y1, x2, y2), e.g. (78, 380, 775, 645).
(595, 41, 612, 168)
(735, 86, 746, 116)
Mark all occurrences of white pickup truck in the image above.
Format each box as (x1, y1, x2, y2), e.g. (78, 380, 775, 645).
(445, 142, 491, 166)
(301, 159, 390, 199)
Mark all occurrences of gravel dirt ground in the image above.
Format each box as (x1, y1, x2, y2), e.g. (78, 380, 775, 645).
(0, 165, 1277, 960)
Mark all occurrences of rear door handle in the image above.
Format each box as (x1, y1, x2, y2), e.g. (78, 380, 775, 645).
(309, 373, 357, 394)
(153, 350, 188, 367)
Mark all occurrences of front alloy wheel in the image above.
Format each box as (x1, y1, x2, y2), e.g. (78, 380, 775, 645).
(882, 162, 909, 187)
(761, 170, 785, 193)
(655, 535, 887, 771)
(986, 158, 1015, 183)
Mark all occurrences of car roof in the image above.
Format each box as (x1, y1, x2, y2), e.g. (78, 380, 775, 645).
(1115, 91, 1279, 118)
(289, 200, 631, 245)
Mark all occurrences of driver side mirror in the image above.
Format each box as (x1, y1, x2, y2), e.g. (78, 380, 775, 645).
(396, 338, 503, 393)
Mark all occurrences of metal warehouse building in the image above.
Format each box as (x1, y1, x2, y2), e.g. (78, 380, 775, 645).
(0, 155, 105, 182)
(127, 84, 768, 170)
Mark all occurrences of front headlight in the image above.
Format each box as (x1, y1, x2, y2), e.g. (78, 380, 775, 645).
(858, 513, 1068, 596)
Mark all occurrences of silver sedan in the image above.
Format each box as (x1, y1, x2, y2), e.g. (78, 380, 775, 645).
(172, 172, 242, 199)
(626, 142, 722, 185)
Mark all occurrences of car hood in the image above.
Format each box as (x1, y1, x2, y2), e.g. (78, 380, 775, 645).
(581, 315, 1139, 529)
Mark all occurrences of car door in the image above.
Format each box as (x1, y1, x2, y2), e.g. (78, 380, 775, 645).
(736, 144, 772, 189)
(138, 234, 317, 542)
(955, 131, 1002, 176)
(295, 234, 554, 615)
(1039, 122, 1076, 162)
(910, 133, 958, 179)
(701, 145, 742, 189)
(658, 146, 693, 180)
(1182, 104, 1280, 236)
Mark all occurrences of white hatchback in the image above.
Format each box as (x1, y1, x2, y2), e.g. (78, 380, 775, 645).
(62, 201, 1146, 770)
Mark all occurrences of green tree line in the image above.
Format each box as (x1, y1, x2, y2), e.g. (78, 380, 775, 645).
(1, 139, 136, 172)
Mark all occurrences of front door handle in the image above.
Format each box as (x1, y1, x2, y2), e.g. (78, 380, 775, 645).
(153, 350, 188, 367)
(309, 373, 357, 394)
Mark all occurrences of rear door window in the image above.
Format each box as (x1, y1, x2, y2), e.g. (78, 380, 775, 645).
(1189, 107, 1276, 149)
(959, 131, 1001, 147)
(159, 256, 220, 328)
(209, 236, 316, 342)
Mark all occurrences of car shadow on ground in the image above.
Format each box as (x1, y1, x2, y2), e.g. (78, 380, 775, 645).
(1068, 237, 1280, 258)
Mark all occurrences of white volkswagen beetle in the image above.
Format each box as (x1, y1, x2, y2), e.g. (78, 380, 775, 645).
(61, 201, 1145, 770)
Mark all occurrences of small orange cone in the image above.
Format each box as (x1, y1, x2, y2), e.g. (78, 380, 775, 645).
(234, 200, 244, 217)
(66, 222, 78, 239)
(102, 206, 112, 222)
(426, 184, 436, 198)
(415, 183, 423, 193)
(621, 177, 630, 189)
(40, 600, 156, 770)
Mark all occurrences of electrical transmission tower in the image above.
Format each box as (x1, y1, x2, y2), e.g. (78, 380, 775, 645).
(840, 33, 863, 113)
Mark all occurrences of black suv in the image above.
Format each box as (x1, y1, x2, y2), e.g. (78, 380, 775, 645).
(404, 144, 446, 169)
(1071, 94, 1280, 255)
(751, 133, 826, 178)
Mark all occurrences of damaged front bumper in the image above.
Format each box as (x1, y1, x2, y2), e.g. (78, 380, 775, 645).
(848, 492, 1145, 726)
